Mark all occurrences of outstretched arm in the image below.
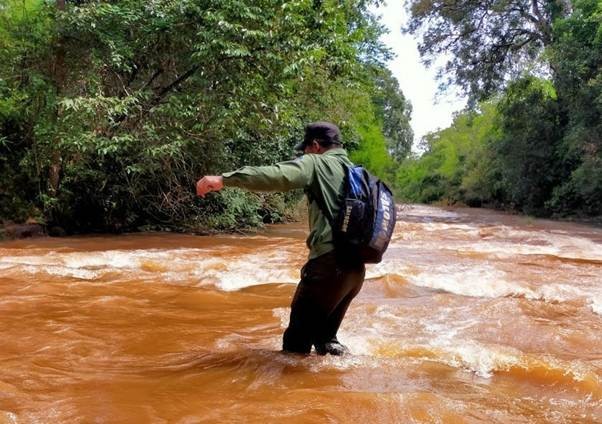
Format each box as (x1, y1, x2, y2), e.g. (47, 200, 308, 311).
(196, 156, 315, 197)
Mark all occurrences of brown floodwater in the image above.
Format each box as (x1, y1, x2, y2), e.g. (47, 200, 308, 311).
(1, 205, 601, 423)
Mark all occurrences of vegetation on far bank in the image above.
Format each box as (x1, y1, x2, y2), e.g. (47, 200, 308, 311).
(396, 0, 601, 218)
(1, 0, 600, 238)
(0, 0, 412, 234)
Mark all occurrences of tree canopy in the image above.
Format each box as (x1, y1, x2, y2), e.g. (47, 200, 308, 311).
(0, 0, 413, 232)
(405, 0, 571, 101)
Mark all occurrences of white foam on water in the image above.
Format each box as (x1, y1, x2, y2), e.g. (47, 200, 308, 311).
(272, 307, 290, 329)
(401, 205, 462, 220)
(406, 264, 524, 298)
(190, 252, 298, 291)
(420, 339, 598, 385)
(392, 217, 602, 263)
(1, 249, 161, 270)
(35, 265, 101, 280)
(61, 250, 147, 269)
(367, 251, 602, 318)
(271, 293, 602, 393)
(430, 340, 519, 378)
(354, 311, 600, 383)
(0, 411, 17, 424)
(0, 248, 300, 290)
(533, 283, 602, 316)
(364, 260, 414, 281)
(0, 254, 60, 266)
(591, 295, 602, 315)
(273, 303, 599, 383)
(63, 247, 381, 293)
(411, 222, 481, 235)
(455, 237, 602, 262)
(407, 265, 602, 316)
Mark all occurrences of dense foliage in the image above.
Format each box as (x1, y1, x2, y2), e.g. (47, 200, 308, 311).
(396, 102, 498, 206)
(398, 0, 601, 218)
(0, 0, 412, 233)
(404, 0, 568, 101)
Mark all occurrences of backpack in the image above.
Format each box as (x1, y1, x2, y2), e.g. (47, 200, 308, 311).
(312, 164, 397, 264)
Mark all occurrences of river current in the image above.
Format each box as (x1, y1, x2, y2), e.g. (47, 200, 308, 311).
(1, 205, 601, 423)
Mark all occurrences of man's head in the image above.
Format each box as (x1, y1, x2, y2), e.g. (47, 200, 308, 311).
(295, 122, 342, 154)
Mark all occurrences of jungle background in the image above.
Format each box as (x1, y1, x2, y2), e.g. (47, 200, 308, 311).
(1, 0, 600, 235)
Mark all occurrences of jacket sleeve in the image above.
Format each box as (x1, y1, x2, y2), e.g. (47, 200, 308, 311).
(221, 155, 315, 192)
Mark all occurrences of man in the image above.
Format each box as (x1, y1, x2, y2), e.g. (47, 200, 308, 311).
(196, 122, 366, 355)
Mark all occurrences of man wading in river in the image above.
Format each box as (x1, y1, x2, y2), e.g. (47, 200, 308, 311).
(196, 122, 365, 356)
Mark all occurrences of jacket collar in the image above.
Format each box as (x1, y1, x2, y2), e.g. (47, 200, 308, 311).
(323, 147, 347, 156)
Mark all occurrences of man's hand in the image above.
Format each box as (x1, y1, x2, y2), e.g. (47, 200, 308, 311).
(196, 176, 224, 198)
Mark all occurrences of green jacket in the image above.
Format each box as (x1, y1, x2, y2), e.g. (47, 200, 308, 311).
(222, 148, 353, 259)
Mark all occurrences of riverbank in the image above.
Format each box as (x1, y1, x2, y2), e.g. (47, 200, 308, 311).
(2, 201, 601, 242)
(428, 200, 602, 227)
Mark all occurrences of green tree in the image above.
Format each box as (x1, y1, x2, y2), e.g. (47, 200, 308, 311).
(0, 0, 408, 232)
(547, 0, 602, 215)
(404, 0, 571, 101)
(395, 102, 498, 205)
(492, 77, 562, 215)
(370, 66, 413, 161)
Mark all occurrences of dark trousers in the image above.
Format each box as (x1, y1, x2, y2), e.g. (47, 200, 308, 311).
(282, 250, 366, 354)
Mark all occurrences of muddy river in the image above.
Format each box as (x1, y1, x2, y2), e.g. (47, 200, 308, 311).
(1, 205, 601, 423)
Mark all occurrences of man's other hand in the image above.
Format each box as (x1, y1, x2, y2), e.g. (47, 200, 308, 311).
(196, 176, 224, 198)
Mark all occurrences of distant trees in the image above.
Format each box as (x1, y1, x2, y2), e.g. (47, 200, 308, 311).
(370, 67, 413, 161)
(396, 102, 498, 206)
(397, 0, 601, 217)
(548, 0, 602, 215)
(492, 77, 562, 214)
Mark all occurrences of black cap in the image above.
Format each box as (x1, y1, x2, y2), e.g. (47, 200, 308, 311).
(294, 121, 342, 151)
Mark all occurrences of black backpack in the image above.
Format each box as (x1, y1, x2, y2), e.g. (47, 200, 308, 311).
(311, 164, 397, 264)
